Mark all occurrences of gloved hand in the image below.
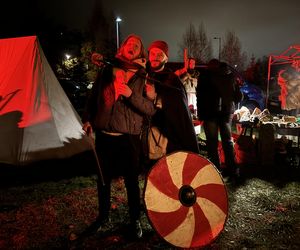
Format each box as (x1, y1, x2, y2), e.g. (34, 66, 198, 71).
(91, 52, 104, 67)
(145, 82, 156, 101)
(114, 81, 132, 99)
(114, 69, 132, 99)
(82, 122, 93, 136)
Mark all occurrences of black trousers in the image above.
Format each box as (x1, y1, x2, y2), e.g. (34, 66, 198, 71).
(203, 118, 236, 174)
(95, 131, 141, 222)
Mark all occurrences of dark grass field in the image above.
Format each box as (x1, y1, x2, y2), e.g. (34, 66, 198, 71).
(0, 150, 299, 249)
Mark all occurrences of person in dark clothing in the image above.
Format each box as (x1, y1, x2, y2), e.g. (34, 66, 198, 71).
(146, 40, 199, 155)
(80, 34, 156, 239)
(197, 59, 243, 181)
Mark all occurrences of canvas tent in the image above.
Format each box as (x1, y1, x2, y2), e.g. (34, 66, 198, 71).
(0, 36, 93, 165)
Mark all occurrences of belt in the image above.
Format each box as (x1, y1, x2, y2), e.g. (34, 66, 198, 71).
(101, 130, 123, 136)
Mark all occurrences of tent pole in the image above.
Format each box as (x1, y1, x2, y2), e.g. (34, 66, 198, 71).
(266, 55, 272, 109)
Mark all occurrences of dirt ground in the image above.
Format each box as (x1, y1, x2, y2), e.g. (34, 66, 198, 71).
(0, 151, 299, 249)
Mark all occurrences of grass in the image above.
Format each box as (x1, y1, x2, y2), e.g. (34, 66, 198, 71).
(0, 151, 299, 249)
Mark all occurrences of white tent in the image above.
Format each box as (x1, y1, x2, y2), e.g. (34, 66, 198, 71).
(0, 36, 93, 165)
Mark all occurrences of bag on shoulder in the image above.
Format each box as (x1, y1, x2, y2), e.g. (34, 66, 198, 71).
(148, 126, 168, 160)
(140, 116, 168, 161)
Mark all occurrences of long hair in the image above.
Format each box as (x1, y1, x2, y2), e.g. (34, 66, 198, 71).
(116, 34, 147, 59)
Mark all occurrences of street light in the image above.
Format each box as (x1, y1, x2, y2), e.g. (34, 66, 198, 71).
(65, 54, 71, 60)
(116, 17, 122, 49)
(213, 37, 221, 60)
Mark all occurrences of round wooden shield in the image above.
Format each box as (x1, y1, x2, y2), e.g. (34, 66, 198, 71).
(144, 151, 228, 248)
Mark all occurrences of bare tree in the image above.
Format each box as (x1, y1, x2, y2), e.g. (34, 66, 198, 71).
(179, 22, 212, 63)
(80, 0, 117, 81)
(196, 22, 212, 63)
(87, 0, 116, 58)
(220, 30, 247, 70)
(178, 23, 198, 60)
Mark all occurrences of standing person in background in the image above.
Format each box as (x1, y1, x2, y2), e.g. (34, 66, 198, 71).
(176, 57, 199, 116)
(80, 34, 156, 239)
(197, 59, 243, 182)
(146, 40, 199, 155)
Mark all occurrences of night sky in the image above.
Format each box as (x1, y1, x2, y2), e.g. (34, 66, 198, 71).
(103, 0, 300, 61)
(2, 0, 300, 62)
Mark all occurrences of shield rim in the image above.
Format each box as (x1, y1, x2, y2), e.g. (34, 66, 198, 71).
(143, 150, 229, 248)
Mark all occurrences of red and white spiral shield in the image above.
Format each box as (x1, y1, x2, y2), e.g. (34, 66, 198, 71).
(144, 151, 228, 248)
